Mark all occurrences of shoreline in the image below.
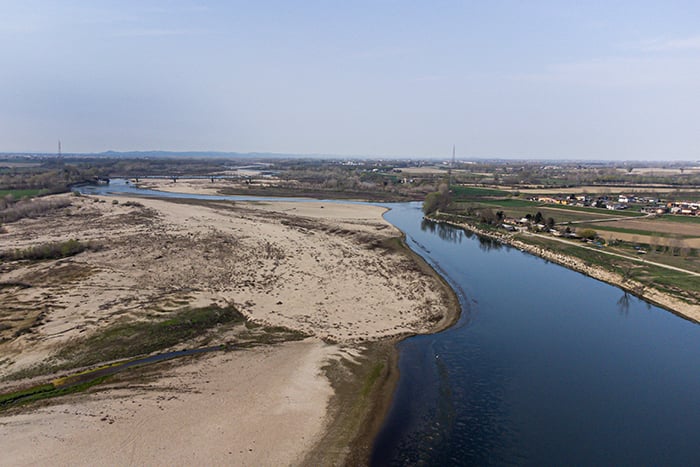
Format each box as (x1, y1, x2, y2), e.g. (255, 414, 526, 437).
(426, 215, 700, 324)
(122, 184, 465, 465)
(328, 233, 462, 466)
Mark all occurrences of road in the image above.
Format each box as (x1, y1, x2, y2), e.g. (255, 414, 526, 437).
(556, 211, 655, 225)
(523, 231, 700, 277)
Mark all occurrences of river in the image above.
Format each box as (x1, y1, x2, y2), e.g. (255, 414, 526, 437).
(373, 202, 700, 466)
(81, 182, 700, 465)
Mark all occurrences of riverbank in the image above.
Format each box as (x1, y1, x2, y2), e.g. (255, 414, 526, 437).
(0, 192, 457, 465)
(427, 215, 700, 323)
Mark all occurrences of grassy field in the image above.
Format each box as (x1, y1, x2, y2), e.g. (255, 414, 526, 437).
(440, 186, 699, 308)
(451, 185, 511, 199)
(451, 194, 646, 224)
(660, 215, 700, 224)
(475, 198, 536, 208)
(0, 188, 44, 199)
(453, 201, 639, 224)
(519, 186, 700, 196)
(515, 234, 699, 301)
(583, 224, 696, 239)
(588, 218, 700, 236)
(538, 203, 644, 217)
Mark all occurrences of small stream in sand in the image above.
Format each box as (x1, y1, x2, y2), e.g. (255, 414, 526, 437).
(82, 181, 700, 465)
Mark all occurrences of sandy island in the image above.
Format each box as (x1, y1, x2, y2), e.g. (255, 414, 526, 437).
(0, 180, 456, 466)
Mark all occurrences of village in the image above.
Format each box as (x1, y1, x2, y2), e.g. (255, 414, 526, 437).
(530, 193, 699, 216)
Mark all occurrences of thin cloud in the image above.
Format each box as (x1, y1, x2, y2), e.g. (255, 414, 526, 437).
(514, 56, 700, 88)
(112, 28, 199, 37)
(634, 35, 700, 51)
(413, 75, 447, 82)
(350, 46, 413, 60)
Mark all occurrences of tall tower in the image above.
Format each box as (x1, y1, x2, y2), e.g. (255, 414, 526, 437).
(448, 144, 456, 187)
(58, 140, 62, 158)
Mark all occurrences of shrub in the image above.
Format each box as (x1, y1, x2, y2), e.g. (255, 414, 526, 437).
(0, 198, 71, 224)
(0, 239, 95, 261)
(577, 228, 598, 240)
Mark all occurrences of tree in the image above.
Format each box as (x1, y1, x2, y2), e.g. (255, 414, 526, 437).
(577, 228, 597, 240)
(423, 191, 449, 215)
(649, 233, 661, 253)
(479, 208, 498, 225)
(534, 211, 544, 224)
(545, 217, 555, 229)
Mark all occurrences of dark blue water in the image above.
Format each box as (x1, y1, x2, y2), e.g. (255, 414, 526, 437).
(81, 182, 700, 465)
(372, 202, 700, 466)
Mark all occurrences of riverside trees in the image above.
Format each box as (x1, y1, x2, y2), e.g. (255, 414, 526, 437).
(423, 183, 450, 214)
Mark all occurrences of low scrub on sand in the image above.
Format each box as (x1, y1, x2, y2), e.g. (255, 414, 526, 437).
(0, 239, 95, 261)
(56, 305, 246, 369)
(0, 197, 71, 224)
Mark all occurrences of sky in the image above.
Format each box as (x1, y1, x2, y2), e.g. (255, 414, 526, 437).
(1, 0, 699, 160)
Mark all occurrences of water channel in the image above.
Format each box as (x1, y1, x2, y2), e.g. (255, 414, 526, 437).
(82, 181, 700, 465)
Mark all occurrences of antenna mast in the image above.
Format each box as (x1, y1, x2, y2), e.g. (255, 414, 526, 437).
(58, 140, 62, 158)
(449, 144, 456, 187)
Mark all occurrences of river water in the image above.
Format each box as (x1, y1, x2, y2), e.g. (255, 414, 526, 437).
(81, 182, 700, 465)
(372, 202, 700, 466)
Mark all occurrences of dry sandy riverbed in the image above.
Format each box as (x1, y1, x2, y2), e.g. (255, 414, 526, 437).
(0, 191, 455, 465)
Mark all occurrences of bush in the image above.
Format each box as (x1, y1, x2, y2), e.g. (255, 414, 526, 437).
(577, 228, 598, 240)
(0, 198, 71, 224)
(423, 188, 450, 215)
(0, 239, 94, 261)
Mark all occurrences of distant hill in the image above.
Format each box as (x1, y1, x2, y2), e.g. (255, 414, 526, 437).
(0, 150, 438, 161)
(98, 150, 317, 159)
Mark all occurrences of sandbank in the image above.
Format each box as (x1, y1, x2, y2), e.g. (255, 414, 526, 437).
(0, 190, 456, 465)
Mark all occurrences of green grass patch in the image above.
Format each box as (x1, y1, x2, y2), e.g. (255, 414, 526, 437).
(0, 239, 93, 261)
(0, 188, 44, 199)
(0, 384, 55, 406)
(476, 198, 537, 208)
(581, 224, 694, 238)
(361, 362, 384, 397)
(450, 185, 510, 198)
(0, 377, 110, 411)
(642, 267, 700, 296)
(56, 305, 244, 370)
(658, 215, 700, 224)
(539, 203, 645, 217)
(515, 234, 700, 299)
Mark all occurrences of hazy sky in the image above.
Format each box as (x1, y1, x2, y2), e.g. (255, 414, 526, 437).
(1, 1, 699, 160)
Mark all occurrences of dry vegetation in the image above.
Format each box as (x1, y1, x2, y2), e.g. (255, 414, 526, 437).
(0, 193, 450, 381)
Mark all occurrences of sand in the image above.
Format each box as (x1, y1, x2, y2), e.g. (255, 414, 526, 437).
(1, 340, 335, 466)
(0, 189, 454, 466)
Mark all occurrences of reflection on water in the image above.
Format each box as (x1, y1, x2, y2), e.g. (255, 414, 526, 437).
(421, 219, 468, 244)
(617, 292, 631, 315)
(476, 235, 505, 252)
(419, 218, 508, 253)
